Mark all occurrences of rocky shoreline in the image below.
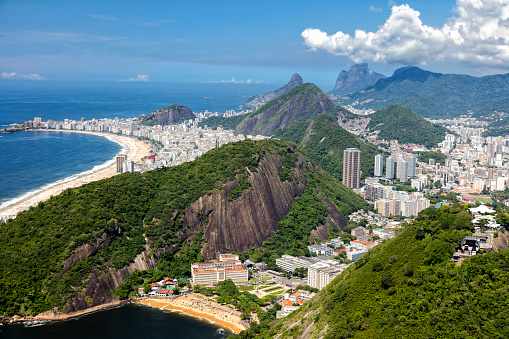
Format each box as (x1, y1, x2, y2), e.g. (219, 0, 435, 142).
(0, 298, 134, 326)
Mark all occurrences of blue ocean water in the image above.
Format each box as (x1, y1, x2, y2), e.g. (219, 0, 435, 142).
(0, 303, 231, 339)
(0, 130, 122, 207)
(0, 81, 274, 207)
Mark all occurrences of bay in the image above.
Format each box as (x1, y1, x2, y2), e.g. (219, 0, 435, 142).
(0, 304, 232, 338)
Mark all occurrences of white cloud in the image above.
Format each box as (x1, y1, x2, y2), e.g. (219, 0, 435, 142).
(119, 74, 149, 82)
(369, 5, 383, 13)
(207, 77, 269, 84)
(302, 0, 509, 67)
(1, 72, 44, 80)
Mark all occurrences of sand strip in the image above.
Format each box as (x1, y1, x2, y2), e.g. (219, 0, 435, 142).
(138, 295, 246, 334)
(0, 130, 151, 219)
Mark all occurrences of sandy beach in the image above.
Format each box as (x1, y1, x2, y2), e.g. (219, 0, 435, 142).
(138, 294, 247, 334)
(0, 130, 151, 219)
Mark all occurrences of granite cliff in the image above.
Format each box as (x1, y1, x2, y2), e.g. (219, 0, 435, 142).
(0, 139, 366, 319)
(330, 63, 386, 95)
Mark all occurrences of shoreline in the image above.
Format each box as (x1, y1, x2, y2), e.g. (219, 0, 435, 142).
(0, 129, 151, 219)
(137, 295, 247, 334)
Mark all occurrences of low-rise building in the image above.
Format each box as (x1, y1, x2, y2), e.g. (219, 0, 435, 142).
(191, 254, 248, 285)
(308, 244, 333, 257)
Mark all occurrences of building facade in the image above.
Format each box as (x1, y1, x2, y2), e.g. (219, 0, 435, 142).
(343, 148, 362, 189)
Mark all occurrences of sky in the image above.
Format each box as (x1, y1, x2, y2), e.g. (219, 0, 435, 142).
(1, 0, 508, 89)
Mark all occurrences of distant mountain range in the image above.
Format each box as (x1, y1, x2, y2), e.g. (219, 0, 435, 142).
(332, 66, 509, 119)
(330, 63, 386, 95)
(366, 104, 450, 147)
(140, 104, 196, 126)
(239, 73, 303, 111)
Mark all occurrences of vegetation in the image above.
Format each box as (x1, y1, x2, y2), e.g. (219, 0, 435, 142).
(418, 151, 447, 165)
(0, 140, 294, 316)
(274, 113, 380, 179)
(366, 104, 450, 147)
(140, 104, 195, 126)
(234, 83, 356, 136)
(335, 66, 509, 119)
(197, 114, 246, 130)
(261, 204, 509, 338)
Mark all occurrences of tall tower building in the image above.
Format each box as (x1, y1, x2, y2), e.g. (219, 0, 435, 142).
(343, 148, 361, 189)
(398, 159, 408, 182)
(386, 156, 394, 179)
(374, 154, 383, 177)
(116, 154, 127, 174)
(407, 156, 417, 178)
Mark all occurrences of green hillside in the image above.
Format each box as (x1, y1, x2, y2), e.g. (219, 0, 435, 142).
(367, 104, 450, 147)
(333, 66, 509, 119)
(274, 114, 380, 179)
(242, 204, 509, 338)
(0, 139, 368, 317)
(197, 114, 246, 130)
(235, 83, 355, 136)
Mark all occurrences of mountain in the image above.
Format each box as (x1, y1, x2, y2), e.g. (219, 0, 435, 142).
(235, 83, 355, 136)
(240, 73, 304, 111)
(273, 114, 380, 180)
(366, 104, 450, 147)
(333, 66, 509, 119)
(0, 139, 369, 318)
(247, 204, 509, 338)
(330, 63, 386, 95)
(141, 104, 196, 126)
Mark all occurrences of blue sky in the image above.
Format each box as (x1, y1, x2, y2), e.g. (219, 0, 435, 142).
(1, 0, 507, 89)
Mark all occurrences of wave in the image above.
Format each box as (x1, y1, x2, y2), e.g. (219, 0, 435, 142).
(0, 132, 128, 212)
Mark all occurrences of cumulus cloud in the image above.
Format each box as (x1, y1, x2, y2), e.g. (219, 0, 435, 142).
(207, 77, 269, 84)
(1, 72, 44, 80)
(119, 74, 149, 82)
(302, 0, 509, 67)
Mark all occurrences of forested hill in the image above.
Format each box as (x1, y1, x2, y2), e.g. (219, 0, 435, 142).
(0, 139, 369, 318)
(332, 66, 509, 119)
(199, 83, 356, 135)
(140, 104, 196, 126)
(273, 114, 380, 180)
(248, 204, 509, 338)
(239, 73, 303, 111)
(366, 104, 450, 147)
(236, 83, 355, 136)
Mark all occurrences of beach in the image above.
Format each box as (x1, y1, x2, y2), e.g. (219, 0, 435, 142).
(0, 130, 151, 220)
(138, 294, 247, 334)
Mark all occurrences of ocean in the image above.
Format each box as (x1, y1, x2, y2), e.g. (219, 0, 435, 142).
(0, 80, 274, 335)
(0, 81, 274, 209)
(0, 304, 231, 338)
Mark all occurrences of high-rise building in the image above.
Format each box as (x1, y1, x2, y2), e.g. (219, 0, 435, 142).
(398, 159, 408, 182)
(116, 154, 127, 173)
(407, 156, 417, 178)
(343, 148, 361, 189)
(386, 156, 394, 179)
(374, 154, 383, 177)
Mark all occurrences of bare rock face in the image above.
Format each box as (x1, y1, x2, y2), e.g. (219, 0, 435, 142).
(332, 63, 386, 95)
(179, 151, 307, 259)
(62, 221, 120, 274)
(62, 239, 157, 313)
(493, 230, 509, 251)
(309, 197, 348, 242)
